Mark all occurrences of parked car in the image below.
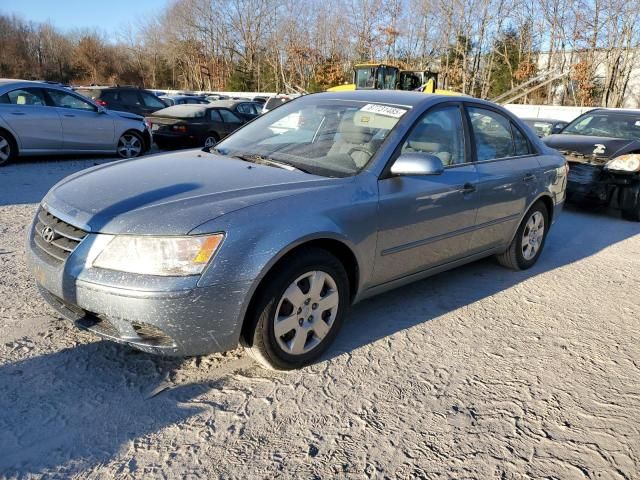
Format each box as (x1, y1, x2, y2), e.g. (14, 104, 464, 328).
(159, 95, 209, 106)
(147, 104, 246, 149)
(262, 94, 294, 113)
(521, 118, 568, 137)
(252, 96, 268, 104)
(0, 79, 151, 165)
(543, 108, 640, 221)
(206, 94, 229, 102)
(75, 86, 167, 117)
(208, 99, 262, 121)
(27, 91, 566, 369)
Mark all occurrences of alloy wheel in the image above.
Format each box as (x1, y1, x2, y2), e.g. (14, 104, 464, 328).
(273, 271, 339, 355)
(522, 211, 545, 260)
(204, 136, 217, 148)
(0, 136, 11, 163)
(117, 134, 143, 158)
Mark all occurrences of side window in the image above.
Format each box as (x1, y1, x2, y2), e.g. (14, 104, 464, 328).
(210, 109, 222, 122)
(401, 105, 466, 166)
(512, 124, 531, 156)
(119, 90, 141, 106)
(236, 103, 251, 114)
(219, 109, 243, 124)
(101, 91, 119, 102)
(6, 88, 47, 106)
(0, 94, 9, 104)
(47, 90, 96, 111)
(468, 107, 515, 161)
(141, 92, 165, 108)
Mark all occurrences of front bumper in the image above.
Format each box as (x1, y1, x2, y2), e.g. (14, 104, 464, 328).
(566, 162, 640, 207)
(26, 214, 252, 356)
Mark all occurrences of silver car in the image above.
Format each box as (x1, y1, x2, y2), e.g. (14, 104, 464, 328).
(26, 91, 567, 369)
(0, 80, 151, 166)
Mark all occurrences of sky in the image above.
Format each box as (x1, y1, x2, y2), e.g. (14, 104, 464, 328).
(1, 0, 170, 40)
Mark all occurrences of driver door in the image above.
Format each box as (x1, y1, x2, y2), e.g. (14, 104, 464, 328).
(373, 103, 480, 285)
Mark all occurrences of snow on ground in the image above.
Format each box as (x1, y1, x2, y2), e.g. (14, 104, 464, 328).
(0, 156, 639, 479)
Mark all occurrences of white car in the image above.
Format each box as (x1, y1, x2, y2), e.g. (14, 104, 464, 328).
(0, 79, 152, 166)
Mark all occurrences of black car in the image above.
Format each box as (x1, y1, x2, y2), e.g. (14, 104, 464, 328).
(208, 99, 262, 121)
(543, 108, 640, 221)
(159, 95, 209, 106)
(147, 104, 246, 149)
(75, 86, 167, 117)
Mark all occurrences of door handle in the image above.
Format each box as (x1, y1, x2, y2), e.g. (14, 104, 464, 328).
(523, 173, 536, 182)
(63, 114, 76, 117)
(461, 183, 476, 194)
(10, 112, 26, 116)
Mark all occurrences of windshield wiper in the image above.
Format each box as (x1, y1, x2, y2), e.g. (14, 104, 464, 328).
(231, 153, 310, 174)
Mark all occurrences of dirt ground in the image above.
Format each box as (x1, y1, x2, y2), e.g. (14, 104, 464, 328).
(1, 156, 639, 479)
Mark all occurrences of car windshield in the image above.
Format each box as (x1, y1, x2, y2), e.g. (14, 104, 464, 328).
(153, 105, 206, 118)
(212, 97, 410, 177)
(562, 112, 640, 140)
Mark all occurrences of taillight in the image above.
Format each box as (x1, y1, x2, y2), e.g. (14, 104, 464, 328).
(95, 99, 107, 106)
(172, 125, 188, 132)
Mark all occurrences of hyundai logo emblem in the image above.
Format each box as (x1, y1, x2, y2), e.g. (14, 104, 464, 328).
(42, 226, 56, 243)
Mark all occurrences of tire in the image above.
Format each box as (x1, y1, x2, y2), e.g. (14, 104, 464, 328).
(496, 201, 549, 270)
(203, 133, 219, 149)
(0, 130, 17, 167)
(244, 248, 350, 370)
(117, 131, 144, 159)
(621, 186, 640, 222)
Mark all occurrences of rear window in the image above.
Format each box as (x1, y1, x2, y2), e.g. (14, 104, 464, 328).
(154, 105, 207, 118)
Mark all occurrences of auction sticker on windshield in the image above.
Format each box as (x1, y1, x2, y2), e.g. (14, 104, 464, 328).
(360, 104, 407, 118)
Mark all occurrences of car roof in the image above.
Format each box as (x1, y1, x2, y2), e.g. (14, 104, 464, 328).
(304, 90, 479, 108)
(521, 118, 566, 123)
(0, 79, 72, 92)
(584, 108, 640, 116)
(209, 99, 256, 107)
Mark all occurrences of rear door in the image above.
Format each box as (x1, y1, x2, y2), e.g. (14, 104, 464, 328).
(218, 109, 245, 136)
(139, 91, 167, 116)
(118, 89, 145, 116)
(45, 88, 114, 150)
(208, 109, 227, 139)
(373, 103, 480, 284)
(465, 104, 542, 251)
(0, 87, 62, 151)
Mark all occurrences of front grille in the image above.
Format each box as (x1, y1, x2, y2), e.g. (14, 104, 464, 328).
(33, 208, 88, 263)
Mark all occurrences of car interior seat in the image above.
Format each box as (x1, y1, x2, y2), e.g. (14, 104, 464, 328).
(402, 123, 453, 165)
(327, 113, 378, 168)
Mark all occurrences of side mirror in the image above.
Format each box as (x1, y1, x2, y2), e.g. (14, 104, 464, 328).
(97, 105, 107, 114)
(390, 153, 445, 176)
(551, 125, 564, 134)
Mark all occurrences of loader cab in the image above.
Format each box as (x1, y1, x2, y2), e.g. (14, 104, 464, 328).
(399, 70, 439, 91)
(353, 64, 399, 90)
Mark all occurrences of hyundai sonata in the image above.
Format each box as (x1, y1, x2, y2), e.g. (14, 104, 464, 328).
(27, 91, 567, 369)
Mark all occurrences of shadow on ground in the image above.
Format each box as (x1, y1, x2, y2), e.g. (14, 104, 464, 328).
(0, 341, 228, 477)
(328, 204, 640, 360)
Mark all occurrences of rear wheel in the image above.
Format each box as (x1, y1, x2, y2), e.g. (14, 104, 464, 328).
(117, 131, 144, 158)
(496, 201, 549, 270)
(245, 248, 349, 370)
(203, 133, 219, 149)
(0, 131, 17, 166)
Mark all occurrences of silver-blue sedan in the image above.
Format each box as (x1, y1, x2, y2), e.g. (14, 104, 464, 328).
(26, 91, 567, 369)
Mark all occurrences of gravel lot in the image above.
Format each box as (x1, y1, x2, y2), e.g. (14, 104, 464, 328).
(1, 156, 639, 479)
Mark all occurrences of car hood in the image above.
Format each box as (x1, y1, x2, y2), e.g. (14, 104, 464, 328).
(542, 134, 639, 159)
(43, 150, 338, 235)
(109, 110, 144, 121)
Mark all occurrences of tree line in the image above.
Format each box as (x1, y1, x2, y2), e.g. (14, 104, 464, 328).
(1, 0, 639, 107)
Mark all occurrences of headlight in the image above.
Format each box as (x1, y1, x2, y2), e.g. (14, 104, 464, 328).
(93, 234, 224, 276)
(605, 154, 640, 173)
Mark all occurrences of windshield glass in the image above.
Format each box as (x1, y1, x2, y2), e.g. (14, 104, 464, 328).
(153, 105, 206, 118)
(213, 97, 410, 177)
(562, 112, 640, 139)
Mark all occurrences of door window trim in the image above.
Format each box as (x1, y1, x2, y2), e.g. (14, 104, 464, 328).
(380, 101, 472, 179)
(462, 101, 539, 165)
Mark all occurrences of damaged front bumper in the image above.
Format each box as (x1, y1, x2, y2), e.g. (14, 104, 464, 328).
(26, 212, 252, 357)
(565, 159, 640, 209)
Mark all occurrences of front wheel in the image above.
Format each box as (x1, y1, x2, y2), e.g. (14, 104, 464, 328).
(244, 248, 350, 370)
(117, 132, 144, 159)
(0, 131, 17, 166)
(203, 133, 218, 149)
(496, 201, 549, 270)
